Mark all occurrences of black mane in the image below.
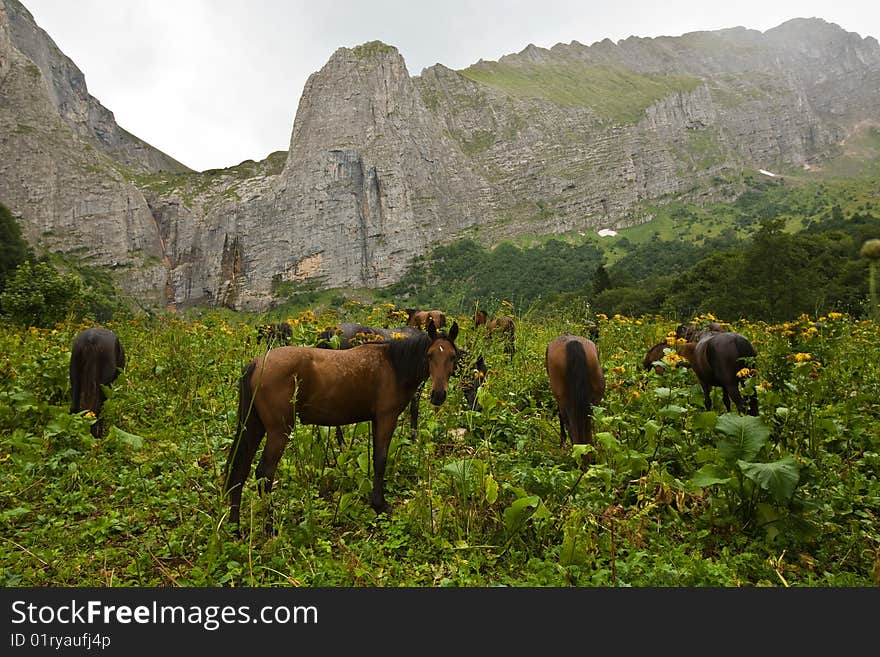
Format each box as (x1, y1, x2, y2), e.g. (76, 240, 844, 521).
(382, 329, 457, 388)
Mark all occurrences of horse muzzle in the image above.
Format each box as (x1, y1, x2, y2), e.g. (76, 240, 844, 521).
(430, 389, 447, 405)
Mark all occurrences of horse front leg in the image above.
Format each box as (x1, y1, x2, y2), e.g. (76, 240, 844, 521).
(370, 415, 398, 514)
(254, 429, 289, 535)
(409, 381, 425, 440)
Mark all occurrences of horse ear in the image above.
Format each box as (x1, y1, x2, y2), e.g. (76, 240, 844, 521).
(426, 317, 437, 339)
(448, 321, 459, 342)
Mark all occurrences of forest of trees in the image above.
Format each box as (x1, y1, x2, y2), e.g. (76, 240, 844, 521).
(379, 214, 877, 322)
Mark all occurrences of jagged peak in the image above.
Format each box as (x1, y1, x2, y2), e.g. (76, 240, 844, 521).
(349, 40, 400, 59)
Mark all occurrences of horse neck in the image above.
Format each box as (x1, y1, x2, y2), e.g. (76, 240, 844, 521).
(382, 333, 432, 392)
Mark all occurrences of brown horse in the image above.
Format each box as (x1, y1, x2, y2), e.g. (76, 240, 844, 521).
(643, 341, 672, 374)
(224, 319, 460, 533)
(675, 321, 724, 343)
(69, 327, 126, 438)
(316, 322, 423, 444)
(475, 310, 516, 358)
(545, 334, 605, 452)
(407, 309, 447, 330)
(679, 331, 758, 416)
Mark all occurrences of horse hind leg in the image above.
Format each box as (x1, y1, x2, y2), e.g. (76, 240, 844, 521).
(558, 407, 568, 447)
(701, 382, 713, 411)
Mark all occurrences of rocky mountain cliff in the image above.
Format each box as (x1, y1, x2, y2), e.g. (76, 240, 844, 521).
(2, 0, 880, 310)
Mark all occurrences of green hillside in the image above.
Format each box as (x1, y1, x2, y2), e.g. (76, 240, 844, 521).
(459, 61, 702, 123)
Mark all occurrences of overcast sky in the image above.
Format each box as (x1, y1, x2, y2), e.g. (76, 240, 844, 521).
(20, 0, 880, 172)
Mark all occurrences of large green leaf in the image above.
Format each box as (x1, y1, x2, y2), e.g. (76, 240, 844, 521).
(693, 411, 718, 431)
(109, 426, 144, 450)
(503, 495, 540, 533)
(738, 456, 800, 504)
(689, 464, 731, 489)
(715, 414, 769, 462)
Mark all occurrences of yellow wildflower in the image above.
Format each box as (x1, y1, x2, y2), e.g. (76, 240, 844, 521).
(736, 367, 751, 379)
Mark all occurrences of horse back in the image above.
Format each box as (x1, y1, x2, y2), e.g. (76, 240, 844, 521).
(247, 345, 408, 428)
(546, 335, 604, 403)
(697, 332, 755, 383)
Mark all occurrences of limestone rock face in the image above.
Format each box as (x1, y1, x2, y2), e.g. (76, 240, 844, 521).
(3, 2, 880, 311)
(0, 0, 169, 306)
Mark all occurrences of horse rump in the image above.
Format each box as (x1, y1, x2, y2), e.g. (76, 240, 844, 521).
(69, 327, 125, 438)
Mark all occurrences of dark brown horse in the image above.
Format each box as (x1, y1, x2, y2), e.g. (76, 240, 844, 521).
(407, 309, 447, 330)
(224, 320, 460, 533)
(675, 321, 724, 343)
(315, 322, 394, 349)
(256, 322, 292, 346)
(679, 331, 758, 416)
(69, 327, 126, 438)
(643, 341, 672, 374)
(545, 334, 605, 453)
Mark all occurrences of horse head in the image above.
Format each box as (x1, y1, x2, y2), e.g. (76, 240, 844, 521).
(426, 318, 459, 405)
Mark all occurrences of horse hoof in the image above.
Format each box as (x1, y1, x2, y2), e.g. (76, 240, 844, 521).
(372, 502, 391, 515)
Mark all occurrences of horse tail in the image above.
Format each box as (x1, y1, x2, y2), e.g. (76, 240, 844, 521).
(565, 340, 591, 444)
(76, 344, 101, 417)
(734, 334, 757, 362)
(224, 361, 264, 524)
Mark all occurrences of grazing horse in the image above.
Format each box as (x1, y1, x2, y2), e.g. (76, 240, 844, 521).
(256, 322, 292, 346)
(487, 316, 516, 358)
(224, 320, 460, 533)
(643, 341, 672, 374)
(675, 321, 724, 343)
(475, 310, 516, 358)
(545, 334, 605, 454)
(69, 327, 126, 438)
(407, 309, 447, 330)
(679, 332, 759, 416)
(315, 322, 389, 349)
